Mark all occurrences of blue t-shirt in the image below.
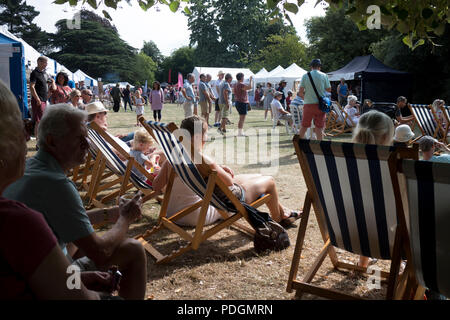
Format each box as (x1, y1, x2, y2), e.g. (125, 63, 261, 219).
(198, 81, 208, 102)
(183, 80, 196, 103)
(3, 150, 94, 256)
(430, 154, 450, 163)
(219, 81, 232, 105)
(338, 83, 348, 96)
(300, 70, 331, 104)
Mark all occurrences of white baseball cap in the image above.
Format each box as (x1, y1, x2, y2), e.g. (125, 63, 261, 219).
(86, 101, 108, 115)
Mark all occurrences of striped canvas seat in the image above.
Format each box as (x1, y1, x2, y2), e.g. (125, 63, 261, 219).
(287, 138, 418, 300)
(135, 117, 271, 264)
(409, 104, 442, 140)
(145, 121, 231, 212)
(324, 101, 354, 137)
(88, 128, 151, 191)
(401, 159, 450, 298)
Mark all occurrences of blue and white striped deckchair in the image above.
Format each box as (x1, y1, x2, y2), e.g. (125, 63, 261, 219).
(87, 121, 158, 208)
(408, 104, 443, 142)
(135, 117, 272, 264)
(401, 159, 450, 299)
(287, 138, 418, 300)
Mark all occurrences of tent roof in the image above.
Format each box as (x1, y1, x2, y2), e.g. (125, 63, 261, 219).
(74, 69, 98, 86)
(192, 66, 255, 81)
(266, 65, 284, 77)
(255, 68, 269, 77)
(328, 55, 408, 81)
(271, 63, 306, 80)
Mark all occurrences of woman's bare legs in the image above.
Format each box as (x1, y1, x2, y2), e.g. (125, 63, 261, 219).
(233, 174, 291, 223)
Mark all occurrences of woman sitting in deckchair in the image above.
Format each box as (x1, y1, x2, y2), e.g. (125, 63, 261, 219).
(344, 95, 361, 127)
(153, 115, 301, 228)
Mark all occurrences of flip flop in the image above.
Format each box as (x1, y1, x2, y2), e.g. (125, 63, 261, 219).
(279, 210, 302, 228)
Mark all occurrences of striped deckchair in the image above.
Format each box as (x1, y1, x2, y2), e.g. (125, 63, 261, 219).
(135, 116, 272, 264)
(400, 159, 450, 299)
(323, 101, 354, 137)
(408, 104, 443, 143)
(86, 121, 158, 208)
(287, 138, 418, 300)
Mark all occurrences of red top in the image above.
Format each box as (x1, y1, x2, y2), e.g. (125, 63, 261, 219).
(0, 197, 57, 299)
(234, 82, 249, 103)
(50, 85, 71, 104)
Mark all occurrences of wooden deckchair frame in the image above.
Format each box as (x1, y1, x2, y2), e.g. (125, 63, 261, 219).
(287, 137, 419, 300)
(323, 101, 355, 137)
(135, 117, 272, 264)
(87, 121, 159, 207)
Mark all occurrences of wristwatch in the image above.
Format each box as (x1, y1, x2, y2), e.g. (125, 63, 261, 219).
(103, 208, 108, 222)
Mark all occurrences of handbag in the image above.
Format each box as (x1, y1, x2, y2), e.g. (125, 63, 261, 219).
(307, 72, 331, 113)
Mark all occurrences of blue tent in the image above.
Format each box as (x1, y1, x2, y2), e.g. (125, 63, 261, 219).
(0, 32, 28, 118)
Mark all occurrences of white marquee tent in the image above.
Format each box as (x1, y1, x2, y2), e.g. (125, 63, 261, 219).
(269, 63, 307, 92)
(192, 67, 255, 84)
(73, 69, 98, 87)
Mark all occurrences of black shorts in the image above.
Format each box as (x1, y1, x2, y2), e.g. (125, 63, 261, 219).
(235, 101, 249, 115)
(215, 98, 220, 111)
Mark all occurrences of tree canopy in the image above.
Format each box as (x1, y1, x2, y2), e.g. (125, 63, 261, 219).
(53, 0, 450, 49)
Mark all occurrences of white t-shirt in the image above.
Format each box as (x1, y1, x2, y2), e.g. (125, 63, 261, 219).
(344, 105, 359, 126)
(211, 79, 223, 99)
(270, 99, 284, 119)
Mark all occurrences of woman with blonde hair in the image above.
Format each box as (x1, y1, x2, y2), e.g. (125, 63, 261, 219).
(344, 95, 361, 127)
(352, 110, 394, 268)
(431, 99, 448, 132)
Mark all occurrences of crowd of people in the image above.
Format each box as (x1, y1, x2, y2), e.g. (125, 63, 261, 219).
(2, 54, 448, 301)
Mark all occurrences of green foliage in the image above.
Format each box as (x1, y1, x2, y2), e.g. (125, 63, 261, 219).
(55, 0, 450, 49)
(141, 40, 163, 65)
(249, 34, 308, 71)
(0, 0, 52, 53)
(187, 0, 295, 67)
(49, 10, 138, 83)
(371, 26, 450, 103)
(130, 52, 157, 85)
(159, 46, 195, 83)
(305, 7, 388, 71)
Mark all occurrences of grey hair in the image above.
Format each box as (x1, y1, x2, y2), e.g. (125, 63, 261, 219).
(187, 73, 194, 80)
(0, 80, 24, 166)
(37, 103, 87, 149)
(431, 99, 444, 112)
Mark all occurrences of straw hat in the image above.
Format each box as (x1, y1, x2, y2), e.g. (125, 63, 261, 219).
(394, 124, 415, 142)
(86, 101, 108, 115)
(217, 70, 225, 76)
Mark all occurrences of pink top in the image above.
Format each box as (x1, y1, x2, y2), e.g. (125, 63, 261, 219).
(149, 89, 164, 111)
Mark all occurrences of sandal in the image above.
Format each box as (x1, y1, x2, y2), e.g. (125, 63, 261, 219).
(279, 210, 302, 228)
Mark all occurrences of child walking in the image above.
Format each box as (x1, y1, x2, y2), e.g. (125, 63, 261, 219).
(135, 90, 144, 126)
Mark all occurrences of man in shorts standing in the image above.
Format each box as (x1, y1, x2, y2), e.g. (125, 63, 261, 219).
(198, 73, 212, 127)
(212, 71, 224, 127)
(234, 73, 253, 136)
(30, 56, 52, 143)
(298, 59, 331, 140)
(218, 73, 233, 135)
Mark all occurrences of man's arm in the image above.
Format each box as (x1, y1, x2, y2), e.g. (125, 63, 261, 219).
(72, 193, 142, 267)
(29, 82, 41, 103)
(298, 87, 305, 100)
(86, 206, 120, 226)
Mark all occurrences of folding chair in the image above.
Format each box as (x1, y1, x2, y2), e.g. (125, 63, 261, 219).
(287, 138, 418, 300)
(399, 159, 450, 299)
(408, 104, 444, 143)
(86, 121, 159, 207)
(271, 103, 291, 133)
(135, 117, 272, 264)
(323, 101, 354, 137)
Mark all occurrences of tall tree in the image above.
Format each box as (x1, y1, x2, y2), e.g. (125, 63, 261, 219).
(141, 40, 163, 65)
(305, 6, 388, 72)
(187, 0, 295, 67)
(49, 10, 137, 83)
(0, 0, 51, 53)
(250, 34, 308, 72)
(129, 52, 158, 87)
(159, 46, 195, 83)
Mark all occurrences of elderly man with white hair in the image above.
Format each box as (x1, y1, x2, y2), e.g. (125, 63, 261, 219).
(4, 104, 147, 300)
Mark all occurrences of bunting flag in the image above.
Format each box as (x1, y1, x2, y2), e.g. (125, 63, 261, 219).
(168, 68, 172, 83)
(177, 72, 183, 88)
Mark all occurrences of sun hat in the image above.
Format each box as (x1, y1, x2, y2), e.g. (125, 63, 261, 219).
(217, 70, 224, 76)
(86, 101, 108, 115)
(280, 79, 287, 84)
(274, 91, 283, 98)
(394, 124, 415, 142)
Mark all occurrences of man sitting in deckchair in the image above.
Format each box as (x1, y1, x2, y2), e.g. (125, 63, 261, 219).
(4, 104, 147, 300)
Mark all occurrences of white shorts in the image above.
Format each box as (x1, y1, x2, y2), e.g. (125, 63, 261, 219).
(135, 106, 144, 115)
